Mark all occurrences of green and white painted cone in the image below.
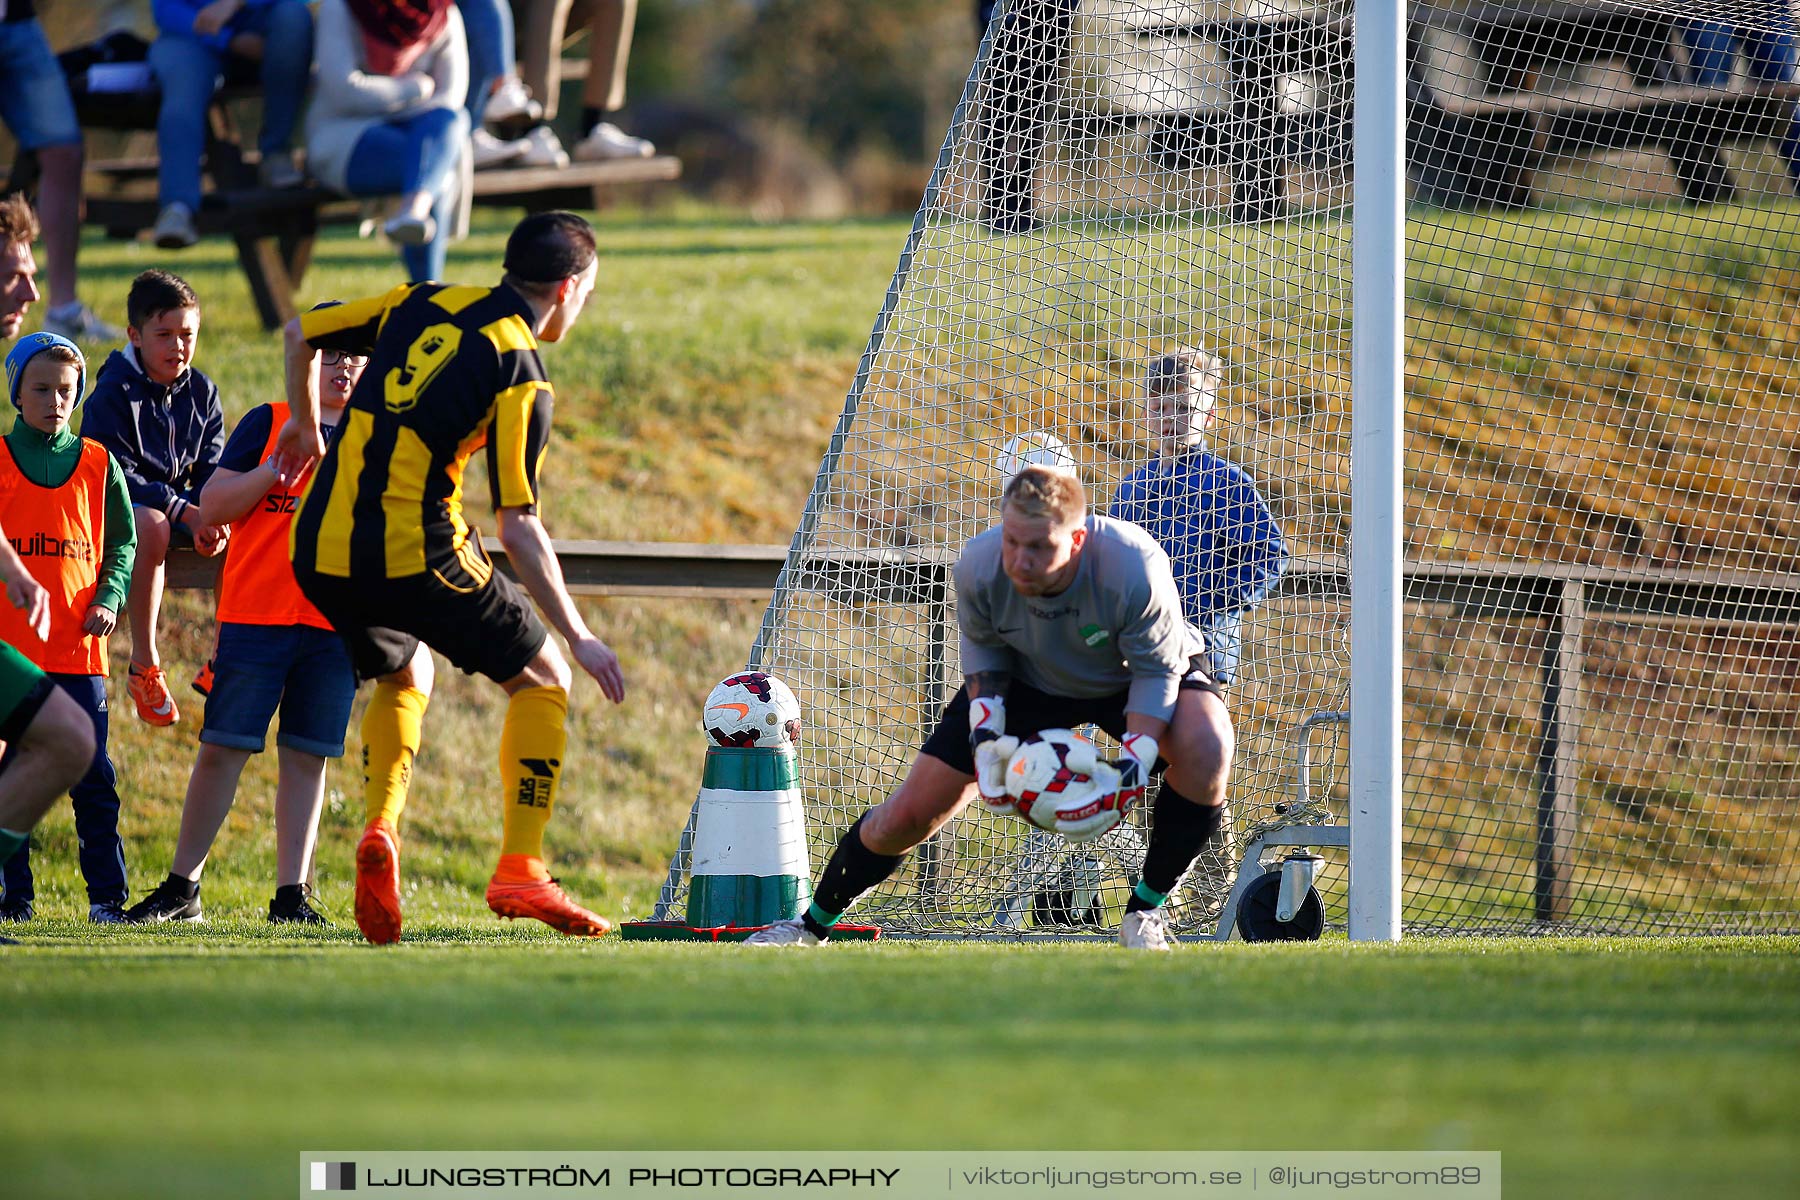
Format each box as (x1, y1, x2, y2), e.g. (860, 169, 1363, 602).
(686, 745, 812, 928)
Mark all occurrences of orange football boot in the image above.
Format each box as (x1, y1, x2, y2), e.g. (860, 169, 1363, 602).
(128, 664, 179, 726)
(486, 855, 611, 937)
(354, 821, 403, 945)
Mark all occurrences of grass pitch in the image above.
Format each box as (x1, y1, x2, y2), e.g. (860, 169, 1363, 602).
(7, 931, 1797, 1200)
(6, 210, 1798, 1200)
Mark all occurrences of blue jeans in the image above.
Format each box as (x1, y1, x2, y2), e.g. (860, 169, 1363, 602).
(149, 0, 315, 211)
(345, 107, 468, 281)
(457, 0, 515, 128)
(1683, 18, 1800, 184)
(201, 622, 357, 757)
(0, 17, 82, 151)
(0, 673, 128, 907)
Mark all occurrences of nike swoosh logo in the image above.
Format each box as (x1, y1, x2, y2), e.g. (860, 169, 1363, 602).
(710, 703, 751, 719)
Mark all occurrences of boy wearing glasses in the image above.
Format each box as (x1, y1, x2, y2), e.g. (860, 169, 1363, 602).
(127, 310, 367, 924)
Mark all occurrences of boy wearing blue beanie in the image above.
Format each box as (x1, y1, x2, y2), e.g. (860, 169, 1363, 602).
(0, 333, 138, 923)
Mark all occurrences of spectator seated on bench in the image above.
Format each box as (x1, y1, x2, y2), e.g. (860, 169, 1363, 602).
(512, 0, 656, 164)
(1410, 1, 1800, 209)
(148, 0, 315, 250)
(1681, 9, 1800, 194)
(459, 0, 575, 171)
(306, 0, 472, 283)
(0, 4, 122, 342)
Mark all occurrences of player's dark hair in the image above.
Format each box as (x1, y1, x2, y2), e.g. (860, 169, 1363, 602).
(0, 192, 39, 247)
(127, 269, 199, 329)
(502, 211, 597, 288)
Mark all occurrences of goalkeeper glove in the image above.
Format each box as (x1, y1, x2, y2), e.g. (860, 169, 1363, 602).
(969, 695, 1020, 815)
(1050, 732, 1158, 842)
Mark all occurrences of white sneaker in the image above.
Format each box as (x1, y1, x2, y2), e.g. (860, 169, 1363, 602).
(1119, 909, 1173, 951)
(383, 211, 437, 246)
(151, 202, 198, 250)
(42, 302, 124, 344)
(485, 75, 542, 127)
(743, 918, 821, 946)
(571, 121, 655, 161)
(513, 125, 569, 169)
(472, 128, 526, 170)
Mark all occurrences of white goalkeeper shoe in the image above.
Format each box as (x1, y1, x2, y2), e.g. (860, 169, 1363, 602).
(1119, 909, 1173, 952)
(743, 918, 821, 947)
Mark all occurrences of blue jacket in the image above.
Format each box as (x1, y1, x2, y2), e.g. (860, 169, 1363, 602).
(79, 348, 225, 522)
(1110, 447, 1288, 685)
(153, 0, 300, 52)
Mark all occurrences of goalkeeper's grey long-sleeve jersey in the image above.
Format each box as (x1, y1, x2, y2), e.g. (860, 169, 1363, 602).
(954, 515, 1201, 722)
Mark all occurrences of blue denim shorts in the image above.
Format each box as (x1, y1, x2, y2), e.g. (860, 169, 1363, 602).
(0, 19, 82, 151)
(201, 622, 357, 757)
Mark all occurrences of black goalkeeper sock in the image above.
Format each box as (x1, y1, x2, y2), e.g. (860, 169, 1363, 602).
(164, 872, 200, 899)
(1126, 787, 1223, 914)
(802, 813, 904, 939)
(581, 105, 604, 137)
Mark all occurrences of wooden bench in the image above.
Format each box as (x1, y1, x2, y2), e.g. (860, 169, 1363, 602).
(1064, 2, 1352, 222)
(1411, 1, 1800, 208)
(1061, 1, 1800, 216)
(7, 80, 679, 331)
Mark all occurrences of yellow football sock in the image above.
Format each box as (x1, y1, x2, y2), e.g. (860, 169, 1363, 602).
(362, 682, 428, 830)
(499, 685, 569, 861)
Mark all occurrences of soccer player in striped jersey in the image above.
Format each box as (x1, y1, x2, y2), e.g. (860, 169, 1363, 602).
(749, 465, 1235, 950)
(273, 211, 627, 944)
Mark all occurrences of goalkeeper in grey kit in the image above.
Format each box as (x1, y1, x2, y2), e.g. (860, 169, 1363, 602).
(748, 465, 1234, 950)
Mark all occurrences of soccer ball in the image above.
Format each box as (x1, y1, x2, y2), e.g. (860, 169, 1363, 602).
(1004, 728, 1113, 831)
(996, 430, 1076, 483)
(703, 672, 802, 748)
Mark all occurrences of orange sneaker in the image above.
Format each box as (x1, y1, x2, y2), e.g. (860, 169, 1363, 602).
(128, 664, 179, 726)
(354, 822, 403, 945)
(191, 658, 215, 698)
(486, 870, 612, 938)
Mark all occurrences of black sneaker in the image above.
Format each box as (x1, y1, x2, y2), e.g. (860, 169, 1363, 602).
(0, 896, 33, 923)
(124, 878, 202, 923)
(88, 901, 130, 924)
(269, 886, 327, 926)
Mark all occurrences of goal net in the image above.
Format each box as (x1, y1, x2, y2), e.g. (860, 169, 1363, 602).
(657, 0, 1800, 937)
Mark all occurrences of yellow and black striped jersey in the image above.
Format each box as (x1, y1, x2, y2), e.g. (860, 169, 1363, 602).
(291, 282, 553, 582)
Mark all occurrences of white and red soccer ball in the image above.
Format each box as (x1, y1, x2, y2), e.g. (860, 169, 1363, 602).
(1003, 728, 1120, 832)
(704, 672, 802, 748)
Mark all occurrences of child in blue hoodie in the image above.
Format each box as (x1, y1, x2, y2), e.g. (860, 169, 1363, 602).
(80, 270, 229, 728)
(1110, 347, 1288, 688)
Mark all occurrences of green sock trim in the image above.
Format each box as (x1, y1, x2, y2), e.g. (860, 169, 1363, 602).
(1132, 879, 1169, 909)
(805, 901, 843, 929)
(0, 829, 27, 867)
